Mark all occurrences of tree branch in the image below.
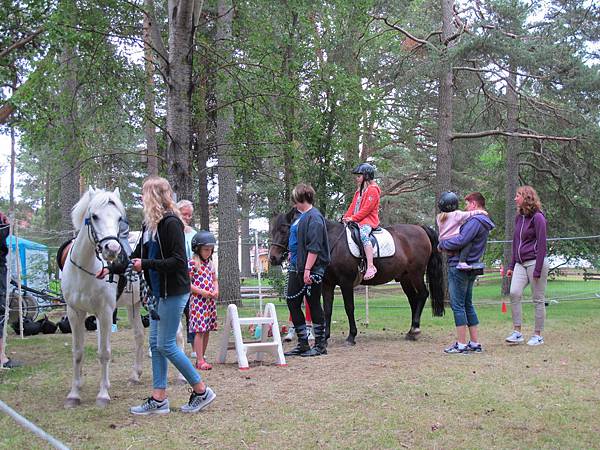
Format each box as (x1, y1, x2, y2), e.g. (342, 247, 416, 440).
(451, 130, 578, 142)
(371, 16, 440, 52)
(0, 28, 45, 60)
(144, 0, 169, 70)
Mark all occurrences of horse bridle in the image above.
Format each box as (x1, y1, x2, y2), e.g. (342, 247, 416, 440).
(269, 241, 289, 262)
(269, 219, 346, 263)
(68, 209, 123, 277)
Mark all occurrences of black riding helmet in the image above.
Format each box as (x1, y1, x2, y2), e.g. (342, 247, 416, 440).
(191, 230, 217, 257)
(438, 191, 459, 213)
(352, 163, 375, 181)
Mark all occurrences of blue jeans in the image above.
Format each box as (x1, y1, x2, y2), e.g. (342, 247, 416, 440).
(448, 267, 479, 327)
(149, 293, 201, 389)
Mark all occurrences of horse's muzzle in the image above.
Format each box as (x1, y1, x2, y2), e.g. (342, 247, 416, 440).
(269, 254, 282, 266)
(102, 240, 121, 263)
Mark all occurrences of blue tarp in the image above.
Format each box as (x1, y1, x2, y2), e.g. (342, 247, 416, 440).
(7, 236, 49, 289)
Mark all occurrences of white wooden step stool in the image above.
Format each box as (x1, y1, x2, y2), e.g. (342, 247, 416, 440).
(216, 303, 287, 370)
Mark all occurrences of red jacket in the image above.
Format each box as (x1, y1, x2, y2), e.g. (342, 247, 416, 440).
(343, 183, 381, 228)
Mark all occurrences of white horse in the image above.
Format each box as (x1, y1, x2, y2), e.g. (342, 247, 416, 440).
(62, 190, 188, 407)
(62, 187, 128, 407)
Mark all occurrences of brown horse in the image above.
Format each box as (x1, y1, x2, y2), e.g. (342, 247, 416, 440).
(269, 208, 444, 344)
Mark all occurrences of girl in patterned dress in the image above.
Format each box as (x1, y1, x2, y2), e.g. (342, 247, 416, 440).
(188, 231, 219, 370)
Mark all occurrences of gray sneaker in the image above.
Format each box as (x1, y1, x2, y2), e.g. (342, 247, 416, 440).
(181, 387, 216, 413)
(130, 397, 170, 415)
(505, 330, 524, 344)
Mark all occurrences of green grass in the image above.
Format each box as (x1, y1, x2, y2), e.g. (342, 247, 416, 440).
(1, 278, 600, 449)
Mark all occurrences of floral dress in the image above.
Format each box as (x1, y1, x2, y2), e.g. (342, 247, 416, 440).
(188, 259, 218, 333)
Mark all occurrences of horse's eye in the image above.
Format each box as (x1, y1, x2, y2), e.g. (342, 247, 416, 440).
(91, 214, 99, 221)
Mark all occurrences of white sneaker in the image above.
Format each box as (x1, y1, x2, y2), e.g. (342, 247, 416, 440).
(307, 326, 315, 341)
(283, 327, 296, 342)
(527, 335, 544, 346)
(505, 330, 524, 344)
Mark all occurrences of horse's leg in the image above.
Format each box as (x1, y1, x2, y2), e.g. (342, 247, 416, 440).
(127, 301, 144, 383)
(65, 307, 86, 408)
(340, 283, 358, 346)
(321, 281, 335, 341)
(174, 321, 187, 384)
(96, 306, 113, 407)
(400, 276, 429, 340)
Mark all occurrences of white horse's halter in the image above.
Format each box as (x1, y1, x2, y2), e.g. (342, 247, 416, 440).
(68, 203, 123, 277)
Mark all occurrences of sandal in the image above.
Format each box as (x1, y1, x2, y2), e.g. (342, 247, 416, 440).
(364, 266, 377, 280)
(196, 361, 212, 371)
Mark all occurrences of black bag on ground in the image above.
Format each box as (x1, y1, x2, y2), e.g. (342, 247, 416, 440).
(58, 315, 72, 334)
(11, 317, 42, 336)
(85, 315, 97, 331)
(37, 315, 58, 334)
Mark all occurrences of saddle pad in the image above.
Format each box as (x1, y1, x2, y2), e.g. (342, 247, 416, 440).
(346, 228, 395, 258)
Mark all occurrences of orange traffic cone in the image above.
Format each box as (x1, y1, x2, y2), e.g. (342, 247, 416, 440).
(501, 301, 507, 314)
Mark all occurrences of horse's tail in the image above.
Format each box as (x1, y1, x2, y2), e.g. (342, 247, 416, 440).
(421, 225, 445, 317)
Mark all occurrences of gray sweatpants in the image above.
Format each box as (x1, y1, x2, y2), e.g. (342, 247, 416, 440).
(509, 258, 549, 333)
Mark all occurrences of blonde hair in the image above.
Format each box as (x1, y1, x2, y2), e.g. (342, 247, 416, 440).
(437, 212, 449, 223)
(142, 177, 181, 234)
(516, 185, 542, 216)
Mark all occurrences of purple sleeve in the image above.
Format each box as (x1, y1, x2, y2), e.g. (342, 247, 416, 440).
(438, 219, 479, 251)
(533, 213, 547, 277)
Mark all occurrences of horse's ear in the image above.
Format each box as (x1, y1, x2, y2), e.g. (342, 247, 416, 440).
(88, 186, 95, 195)
(113, 187, 121, 198)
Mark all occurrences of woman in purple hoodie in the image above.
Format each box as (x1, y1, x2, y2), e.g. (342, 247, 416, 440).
(505, 186, 549, 346)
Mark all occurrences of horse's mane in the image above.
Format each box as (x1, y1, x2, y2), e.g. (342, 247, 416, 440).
(71, 188, 125, 231)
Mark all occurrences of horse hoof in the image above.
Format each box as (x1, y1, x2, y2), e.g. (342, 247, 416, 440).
(174, 377, 187, 385)
(96, 398, 110, 408)
(64, 398, 81, 408)
(405, 333, 418, 341)
(345, 338, 356, 346)
(128, 377, 142, 385)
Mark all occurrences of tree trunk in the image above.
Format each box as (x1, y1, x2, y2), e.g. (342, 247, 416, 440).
(437, 0, 456, 303)
(194, 47, 211, 230)
(165, 0, 204, 199)
(436, 0, 454, 196)
(281, 9, 299, 202)
(59, 46, 81, 239)
(216, 0, 240, 304)
(44, 169, 50, 229)
(239, 187, 252, 278)
(502, 68, 519, 295)
(143, 2, 159, 176)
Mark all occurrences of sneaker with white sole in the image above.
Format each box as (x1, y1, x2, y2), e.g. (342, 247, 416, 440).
(505, 330, 524, 344)
(130, 397, 170, 415)
(181, 387, 216, 413)
(467, 341, 483, 353)
(527, 335, 544, 346)
(444, 342, 468, 354)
